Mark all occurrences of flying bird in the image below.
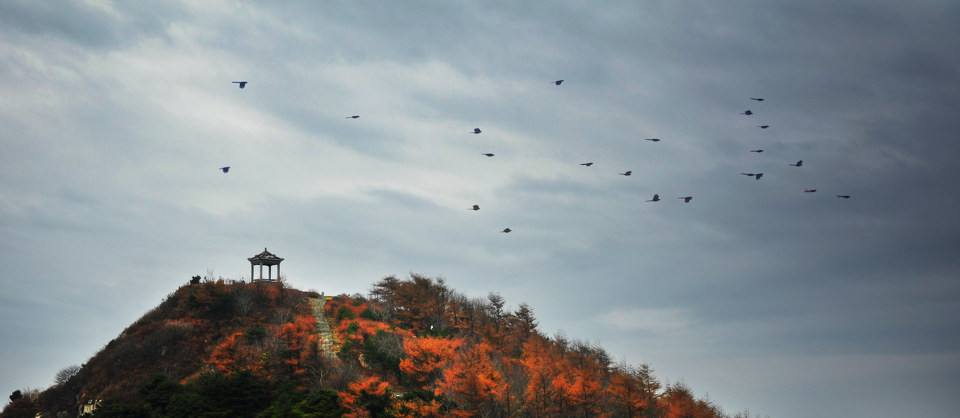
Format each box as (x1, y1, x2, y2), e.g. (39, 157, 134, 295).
(643, 138, 661, 142)
(740, 172, 764, 180)
(470, 205, 480, 211)
(741, 110, 753, 115)
(482, 153, 495, 157)
(580, 162, 594, 167)
(750, 97, 765, 101)
(346, 115, 360, 119)
(647, 193, 661, 202)
(501, 228, 512, 233)
(750, 149, 764, 153)
(836, 195, 852, 199)
(231, 81, 247, 89)
(789, 160, 803, 167)
(758, 125, 770, 129)
(220, 166, 230, 173)
(554, 80, 564, 85)
(472, 128, 482, 134)
(804, 189, 817, 193)
(619, 171, 632, 176)
(678, 196, 693, 203)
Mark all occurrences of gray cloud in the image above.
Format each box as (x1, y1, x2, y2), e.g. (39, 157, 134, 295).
(1, 1, 959, 417)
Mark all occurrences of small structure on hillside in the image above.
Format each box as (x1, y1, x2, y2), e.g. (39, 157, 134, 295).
(249, 248, 284, 281)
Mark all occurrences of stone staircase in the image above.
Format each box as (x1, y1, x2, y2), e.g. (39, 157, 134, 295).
(308, 295, 340, 358)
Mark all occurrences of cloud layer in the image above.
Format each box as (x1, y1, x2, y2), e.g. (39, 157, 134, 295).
(2, 1, 959, 416)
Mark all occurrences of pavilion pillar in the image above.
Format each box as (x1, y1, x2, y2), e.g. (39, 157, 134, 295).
(277, 264, 280, 280)
(268, 265, 272, 280)
(259, 264, 263, 280)
(250, 264, 254, 281)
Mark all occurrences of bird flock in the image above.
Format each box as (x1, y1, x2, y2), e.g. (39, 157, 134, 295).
(224, 80, 851, 234)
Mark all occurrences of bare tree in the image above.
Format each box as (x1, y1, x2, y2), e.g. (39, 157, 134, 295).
(234, 287, 254, 316)
(54, 365, 80, 386)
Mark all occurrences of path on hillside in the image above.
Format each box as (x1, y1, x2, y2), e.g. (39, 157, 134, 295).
(308, 295, 340, 358)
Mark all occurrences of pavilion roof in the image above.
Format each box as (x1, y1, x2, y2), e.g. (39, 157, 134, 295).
(248, 248, 284, 265)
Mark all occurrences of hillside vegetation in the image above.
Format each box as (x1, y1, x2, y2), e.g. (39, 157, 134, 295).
(3, 276, 749, 418)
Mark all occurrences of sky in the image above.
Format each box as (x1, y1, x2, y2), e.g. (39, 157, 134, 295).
(1, 1, 959, 416)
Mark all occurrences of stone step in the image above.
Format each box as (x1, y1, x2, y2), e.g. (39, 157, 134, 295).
(307, 296, 340, 358)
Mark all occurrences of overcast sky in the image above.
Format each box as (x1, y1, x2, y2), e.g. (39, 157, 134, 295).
(2, 1, 959, 416)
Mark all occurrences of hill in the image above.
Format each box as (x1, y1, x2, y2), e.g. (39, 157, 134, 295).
(2, 275, 744, 418)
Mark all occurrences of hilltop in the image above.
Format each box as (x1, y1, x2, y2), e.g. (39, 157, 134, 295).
(2, 276, 744, 418)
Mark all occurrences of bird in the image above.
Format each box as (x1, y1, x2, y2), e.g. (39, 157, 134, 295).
(750, 149, 764, 153)
(678, 196, 693, 203)
(220, 166, 230, 173)
(836, 195, 852, 199)
(643, 138, 661, 142)
(740, 172, 764, 180)
(470, 205, 480, 211)
(741, 110, 753, 115)
(554, 80, 564, 85)
(647, 194, 661, 202)
(580, 162, 594, 167)
(231, 81, 247, 89)
(758, 125, 770, 129)
(789, 160, 803, 167)
(750, 97, 765, 101)
(804, 189, 817, 193)
(472, 128, 482, 134)
(482, 153, 495, 157)
(619, 171, 632, 176)
(346, 115, 360, 119)
(501, 228, 512, 233)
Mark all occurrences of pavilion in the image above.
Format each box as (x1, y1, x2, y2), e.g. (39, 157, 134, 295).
(248, 248, 284, 281)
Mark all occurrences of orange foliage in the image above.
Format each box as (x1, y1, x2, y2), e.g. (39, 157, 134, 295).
(390, 398, 445, 418)
(277, 314, 319, 375)
(658, 383, 724, 418)
(608, 371, 650, 416)
(398, 336, 463, 386)
(339, 376, 392, 418)
(324, 295, 369, 320)
(437, 342, 506, 415)
(207, 331, 244, 373)
(521, 337, 559, 416)
(336, 318, 393, 344)
(550, 365, 604, 416)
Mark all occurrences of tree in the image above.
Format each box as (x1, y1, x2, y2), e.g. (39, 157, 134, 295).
(338, 376, 392, 418)
(437, 342, 507, 417)
(521, 337, 560, 417)
(54, 365, 81, 386)
(514, 303, 538, 338)
(607, 364, 660, 418)
(398, 336, 463, 388)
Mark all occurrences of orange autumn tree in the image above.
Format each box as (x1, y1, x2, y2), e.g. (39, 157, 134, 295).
(521, 336, 561, 417)
(389, 398, 444, 418)
(658, 383, 726, 418)
(339, 376, 393, 418)
(277, 314, 319, 376)
(337, 318, 394, 345)
(207, 331, 245, 373)
(398, 336, 463, 387)
(550, 360, 604, 417)
(607, 364, 661, 418)
(436, 341, 507, 417)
